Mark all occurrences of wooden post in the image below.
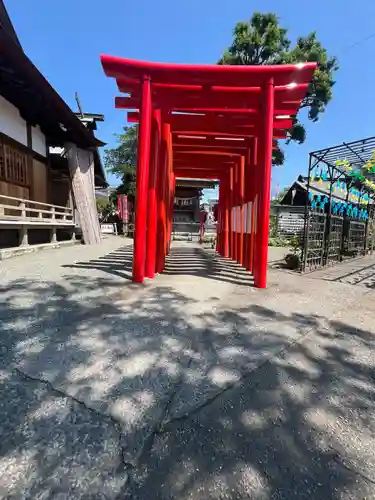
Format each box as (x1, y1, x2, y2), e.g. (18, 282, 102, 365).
(238, 155, 245, 266)
(156, 119, 169, 274)
(19, 226, 28, 246)
(66, 143, 101, 245)
(255, 78, 274, 288)
(133, 76, 152, 282)
(145, 109, 161, 279)
(19, 201, 26, 219)
(50, 227, 57, 243)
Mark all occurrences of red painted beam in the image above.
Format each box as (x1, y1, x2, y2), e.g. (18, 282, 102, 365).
(127, 111, 293, 132)
(173, 163, 231, 169)
(101, 54, 317, 87)
(173, 131, 253, 138)
(173, 165, 234, 171)
(116, 96, 299, 115)
(117, 85, 307, 110)
(173, 171, 223, 179)
(117, 77, 309, 96)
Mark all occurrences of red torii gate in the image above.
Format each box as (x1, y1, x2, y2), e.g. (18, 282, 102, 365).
(101, 56, 316, 288)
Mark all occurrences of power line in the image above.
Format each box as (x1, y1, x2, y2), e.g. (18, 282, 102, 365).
(338, 31, 375, 56)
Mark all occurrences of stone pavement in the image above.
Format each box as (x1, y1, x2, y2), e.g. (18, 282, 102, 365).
(308, 253, 375, 289)
(1, 237, 375, 499)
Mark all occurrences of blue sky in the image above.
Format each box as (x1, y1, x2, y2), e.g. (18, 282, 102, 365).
(6, 0, 375, 200)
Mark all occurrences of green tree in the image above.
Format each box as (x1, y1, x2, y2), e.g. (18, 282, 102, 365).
(95, 196, 114, 221)
(271, 187, 288, 205)
(219, 12, 338, 165)
(104, 126, 138, 200)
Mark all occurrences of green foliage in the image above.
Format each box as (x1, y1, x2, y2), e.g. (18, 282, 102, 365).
(96, 197, 114, 219)
(272, 148, 285, 166)
(288, 234, 302, 253)
(269, 214, 290, 247)
(284, 235, 303, 269)
(219, 12, 338, 165)
(268, 235, 290, 247)
(271, 187, 288, 206)
(104, 126, 138, 200)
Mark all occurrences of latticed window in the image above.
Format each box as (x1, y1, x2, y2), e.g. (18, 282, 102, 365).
(0, 137, 28, 186)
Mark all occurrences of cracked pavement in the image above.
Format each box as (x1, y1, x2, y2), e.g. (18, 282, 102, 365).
(1, 237, 375, 499)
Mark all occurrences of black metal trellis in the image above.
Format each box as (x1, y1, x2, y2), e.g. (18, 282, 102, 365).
(302, 136, 375, 272)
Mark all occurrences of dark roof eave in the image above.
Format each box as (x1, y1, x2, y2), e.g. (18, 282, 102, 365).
(0, 28, 101, 149)
(93, 148, 107, 187)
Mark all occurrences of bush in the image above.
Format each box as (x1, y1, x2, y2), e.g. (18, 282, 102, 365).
(269, 235, 290, 247)
(284, 252, 301, 270)
(283, 234, 302, 270)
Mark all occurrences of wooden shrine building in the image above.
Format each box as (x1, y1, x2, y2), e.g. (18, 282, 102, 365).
(0, 1, 106, 253)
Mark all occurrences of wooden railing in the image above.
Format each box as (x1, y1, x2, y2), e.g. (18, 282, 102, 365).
(0, 194, 74, 224)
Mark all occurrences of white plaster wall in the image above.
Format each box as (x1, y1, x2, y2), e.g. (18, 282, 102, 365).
(32, 124, 46, 157)
(0, 95, 27, 145)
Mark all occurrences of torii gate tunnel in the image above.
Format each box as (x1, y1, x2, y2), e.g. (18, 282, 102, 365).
(101, 56, 316, 288)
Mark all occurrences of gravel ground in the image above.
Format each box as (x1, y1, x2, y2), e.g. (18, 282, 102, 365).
(1, 237, 375, 499)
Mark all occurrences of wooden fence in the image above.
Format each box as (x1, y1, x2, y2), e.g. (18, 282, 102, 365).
(0, 194, 73, 225)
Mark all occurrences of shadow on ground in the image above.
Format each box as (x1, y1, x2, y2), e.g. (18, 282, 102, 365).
(61, 244, 134, 280)
(164, 244, 254, 287)
(329, 261, 375, 289)
(309, 256, 375, 290)
(1, 245, 375, 498)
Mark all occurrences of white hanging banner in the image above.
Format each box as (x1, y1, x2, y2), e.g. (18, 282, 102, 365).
(174, 197, 195, 206)
(247, 202, 252, 234)
(254, 196, 258, 234)
(243, 203, 247, 234)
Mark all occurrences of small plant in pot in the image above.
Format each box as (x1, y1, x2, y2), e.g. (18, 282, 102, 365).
(284, 235, 302, 270)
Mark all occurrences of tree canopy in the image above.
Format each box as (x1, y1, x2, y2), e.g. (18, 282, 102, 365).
(103, 126, 138, 200)
(219, 12, 339, 165)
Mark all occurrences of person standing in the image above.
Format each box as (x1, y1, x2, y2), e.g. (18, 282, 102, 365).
(199, 209, 207, 243)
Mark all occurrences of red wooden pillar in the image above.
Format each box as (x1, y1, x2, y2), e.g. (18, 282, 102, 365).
(220, 179, 225, 255)
(223, 174, 229, 258)
(229, 165, 234, 260)
(255, 78, 274, 288)
(243, 149, 249, 271)
(166, 122, 174, 255)
(165, 122, 172, 256)
(233, 161, 239, 262)
(145, 109, 160, 279)
(249, 137, 258, 274)
(133, 76, 152, 283)
(217, 182, 222, 253)
(168, 172, 175, 253)
(219, 179, 225, 254)
(238, 155, 245, 266)
(156, 118, 169, 274)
